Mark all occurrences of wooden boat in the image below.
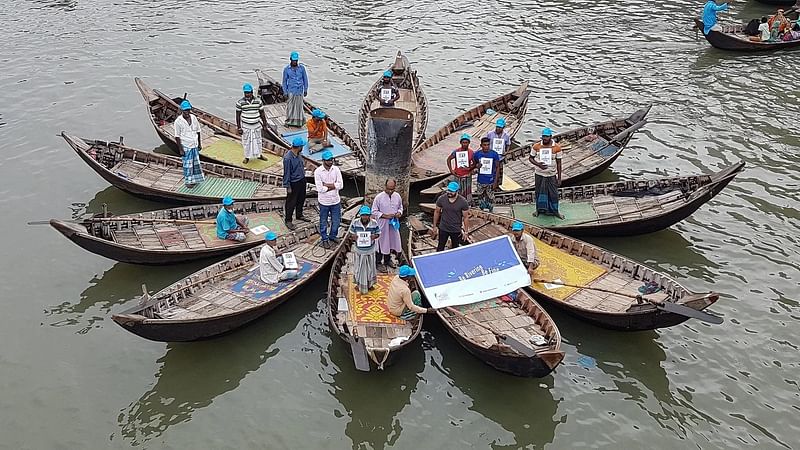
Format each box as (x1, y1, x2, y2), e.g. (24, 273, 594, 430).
(410, 81, 530, 185)
(62, 133, 302, 204)
(754, 0, 797, 6)
(357, 51, 428, 150)
(112, 203, 362, 341)
(50, 198, 359, 265)
(327, 235, 422, 371)
(419, 106, 650, 196)
(407, 222, 563, 377)
(693, 17, 800, 52)
(411, 210, 720, 331)
(254, 69, 367, 178)
(134, 77, 318, 177)
(419, 162, 744, 237)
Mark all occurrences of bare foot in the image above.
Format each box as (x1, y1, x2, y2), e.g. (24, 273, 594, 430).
(557, 213, 565, 220)
(258, 155, 267, 161)
(186, 183, 196, 189)
(243, 158, 249, 164)
(532, 211, 539, 217)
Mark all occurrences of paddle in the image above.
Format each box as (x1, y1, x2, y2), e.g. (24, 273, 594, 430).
(442, 306, 538, 357)
(569, 119, 648, 167)
(532, 279, 723, 324)
(342, 322, 370, 371)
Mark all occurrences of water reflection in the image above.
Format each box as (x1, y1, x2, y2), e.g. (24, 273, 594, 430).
(86, 185, 176, 216)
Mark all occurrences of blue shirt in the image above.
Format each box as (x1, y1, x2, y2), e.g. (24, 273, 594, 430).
(486, 130, 511, 154)
(473, 149, 502, 185)
(216, 208, 238, 239)
(349, 219, 380, 251)
(702, 1, 729, 34)
(282, 64, 309, 96)
(283, 151, 306, 186)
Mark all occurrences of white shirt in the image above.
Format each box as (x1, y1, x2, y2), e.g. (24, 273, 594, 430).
(759, 22, 770, 41)
(259, 245, 284, 284)
(174, 114, 200, 149)
(313, 165, 343, 206)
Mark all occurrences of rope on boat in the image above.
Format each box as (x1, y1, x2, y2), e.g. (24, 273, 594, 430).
(367, 347, 390, 370)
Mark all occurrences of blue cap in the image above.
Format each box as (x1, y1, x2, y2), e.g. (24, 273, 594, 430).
(496, 118, 506, 128)
(290, 51, 299, 61)
(312, 108, 325, 119)
(447, 181, 460, 192)
(399, 265, 416, 278)
(359, 205, 372, 215)
(460, 133, 471, 142)
(511, 221, 524, 231)
(243, 83, 253, 92)
(321, 150, 333, 161)
(542, 127, 553, 136)
(383, 70, 393, 77)
(486, 108, 496, 115)
(180, 100, 192, 110)
(222, 196, 234, 206)
(264, 231, 278, 241)
(292, 137, 306, 147)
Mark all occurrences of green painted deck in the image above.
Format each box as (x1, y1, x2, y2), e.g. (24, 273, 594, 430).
(510, 201, 598, 227)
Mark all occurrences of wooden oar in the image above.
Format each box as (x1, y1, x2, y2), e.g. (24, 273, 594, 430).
(442, 306, 537, 357)
(532, 279, 723, 324)
(91, 217, 217, 225)
(570, 119, 648, 167)
(342, 323, 370, 371)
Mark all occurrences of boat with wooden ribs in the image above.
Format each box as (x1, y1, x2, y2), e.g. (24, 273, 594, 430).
(693, 15, 800, 52)
(134, 77, 318, 177)
(419, 106, 650, 196)
(327, 235, 422, 371)
(49, 198, 360, 265)
(112, 223, 344, 342)
(410, 81, 530, 185)
(411, 210, 722, 330)
(357, 51, 428, 150)
(419, 162, 744, 237)
(254, 69, 367, 178)
(61, 133, 303, 204)
(407, 221, 564, 377)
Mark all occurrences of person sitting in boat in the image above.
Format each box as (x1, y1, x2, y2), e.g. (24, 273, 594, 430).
(259, 231, 299, 284)
(446, 133, 477, 202)
(529, 127, 564, 219)
(216, 196, 249, 242)
(749, 17, 772, 42)
(235, 83, 268, 165)
(349, 206, 381, 294)
(174, 100, 204, 189)
(700, 0, 729, 35)
(282, 51, 308, 128)
(388, 265, 429, 320)
(509, 221, 539, 275)
(769, 9, 792, 40)
(306, 109, 331, 154)
(376, 70, 400, 107)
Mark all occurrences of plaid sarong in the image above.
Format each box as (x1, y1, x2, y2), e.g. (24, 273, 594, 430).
(285, 94, 305, 127)
(476, 182, 495, 212)
(182, 147, 205, 185)
(241, 127, 262, 159)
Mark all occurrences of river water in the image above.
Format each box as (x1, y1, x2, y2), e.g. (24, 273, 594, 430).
(2, 0, 799, 448)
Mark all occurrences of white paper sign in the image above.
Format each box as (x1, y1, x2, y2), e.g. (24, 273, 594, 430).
(281, 251, 298, 269)
(479, 157, 493, 175)
(539, 147, 553, 166)
(455, 150, 469, 168)
(337, 297, 349, 312)
(492, 138, 505, 154)
(250, 225, 270, 235)
(543, 278, 564, 290)
(380, 88, 392, 102)
(356, 231, 371, 247)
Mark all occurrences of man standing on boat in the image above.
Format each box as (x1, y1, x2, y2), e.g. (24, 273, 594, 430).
(509, 221, 539, 275)
(388, 265, 429, 320)
(283, 137, 309, 230)
(216, 196, 249, 242)
(701, 0, 730, 34)
(371, 178, 403, 273)
(486, 118, 511, 156)
(282, 51, 308, 128)
(349, 206, 381, 294)
(174, 100, 204, 188)
(432, 181, 470, 252)
(446, 133, 477, 202)
(306, 109, 331, 154)
(235, 83, 268, 165)
(314, 150, 343, 249)
(473, 137, 501, 212)
(376, 70, 400, 107)
(260, 231, 299, 284)
(529, 127, 564, 219)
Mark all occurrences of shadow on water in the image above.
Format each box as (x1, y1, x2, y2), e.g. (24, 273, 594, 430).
(86, 185, 179, 216)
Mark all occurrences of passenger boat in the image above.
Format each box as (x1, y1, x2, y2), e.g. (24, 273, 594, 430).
(419, 162, 744, 237)
(693, 16, 800, 52)
(410, 81, 530, 185)
(62, 133, 300, 204)
(409, 210, 721, 331)
(418, 106, 650, 196)
(327, 235, 422, 371)
(357, 51, 428, 150)
(254, 69, 367, 178)
(407, 221, 564, 377)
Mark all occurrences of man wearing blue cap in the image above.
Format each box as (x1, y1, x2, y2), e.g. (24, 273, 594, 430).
(529, 127, 564, 219)
(306, 109, 331, 154)
(446, 133, 477, 202)
(216, 196, 250, 242)
(283, 137, 309, 230)
(282, 51, 308, 128)
(349, 206, 381, 294)
(376, 70, 400, 107)
(314, 150, 343, 248)
(473, 137, 502, 212)
(259, 231, 299, 284)
(388, 265, 429, 320)
(174, 100, 204, 188)
(236, 83, 268, 164)
(432, 181, 470, 251)
(509, 221, 539, 274)
(486, 117, 511, 156)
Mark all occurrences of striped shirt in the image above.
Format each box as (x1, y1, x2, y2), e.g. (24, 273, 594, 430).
(349, 218, 380, 251)
(236, 96, 263, 128)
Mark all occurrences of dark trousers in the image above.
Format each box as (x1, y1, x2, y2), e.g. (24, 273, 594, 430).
(284, 179, 307, 222)
(436, 230, 462, 252)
